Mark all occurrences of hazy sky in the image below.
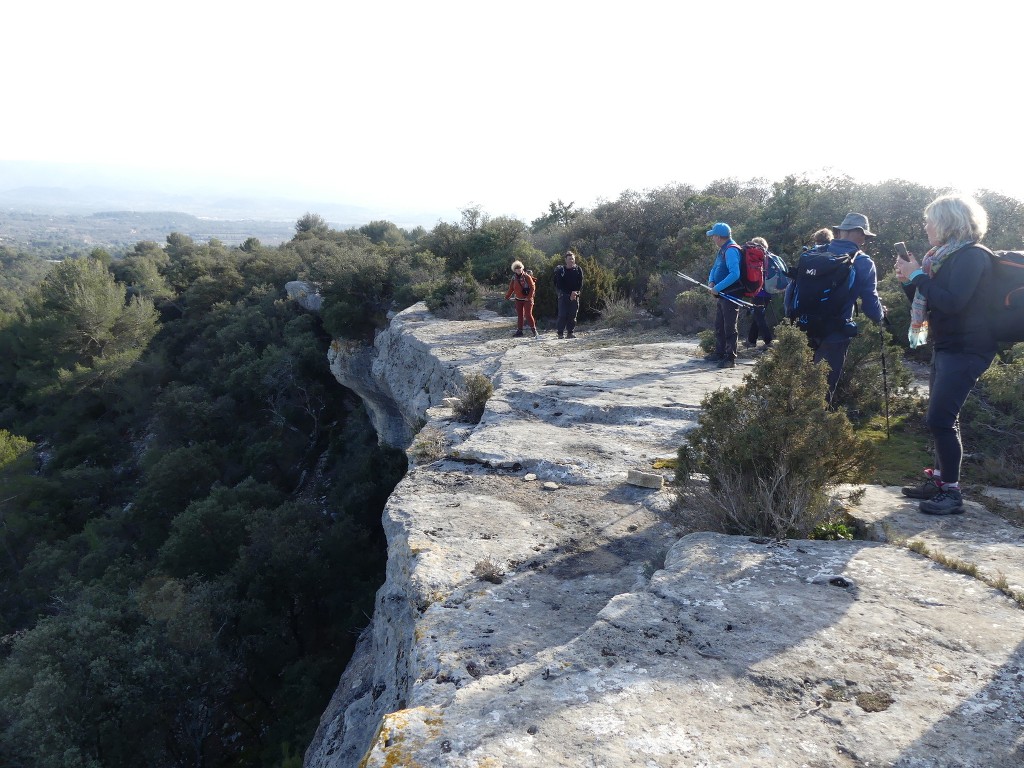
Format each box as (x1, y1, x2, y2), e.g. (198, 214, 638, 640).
(4, 0, 1021, 224)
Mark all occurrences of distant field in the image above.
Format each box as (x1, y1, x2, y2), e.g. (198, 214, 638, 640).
(0, 209, 298, 252)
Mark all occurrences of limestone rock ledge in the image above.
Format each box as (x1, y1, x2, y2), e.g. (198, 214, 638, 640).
(308, 304, 1024, 768)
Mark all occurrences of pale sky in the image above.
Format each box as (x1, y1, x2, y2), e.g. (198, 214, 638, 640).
(4, 0, 1022, 225)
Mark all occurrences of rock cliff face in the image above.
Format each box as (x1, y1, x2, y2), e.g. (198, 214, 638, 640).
(307, 303, 1024, 768)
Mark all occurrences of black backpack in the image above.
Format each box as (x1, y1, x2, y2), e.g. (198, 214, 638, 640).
(981, 246, 1024, 343)
(787, 249, 858, 337)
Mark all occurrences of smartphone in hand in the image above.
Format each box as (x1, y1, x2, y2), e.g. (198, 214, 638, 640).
(894, 242, 910, 261)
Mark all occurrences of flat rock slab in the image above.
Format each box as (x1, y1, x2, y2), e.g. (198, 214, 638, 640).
(455, 339, 744, 483)
(310, 305, 1024, 768)
(851, 484, 1024, 597)
(361, 532, 1024, 767)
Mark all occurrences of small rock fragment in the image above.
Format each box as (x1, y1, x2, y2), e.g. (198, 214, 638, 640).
(626, 469, 664, 489)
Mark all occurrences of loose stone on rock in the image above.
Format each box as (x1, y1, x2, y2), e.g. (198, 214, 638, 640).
(626, 469, 664, 489)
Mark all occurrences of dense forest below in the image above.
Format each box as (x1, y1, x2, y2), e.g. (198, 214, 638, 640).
(1, 173, 1023, 767)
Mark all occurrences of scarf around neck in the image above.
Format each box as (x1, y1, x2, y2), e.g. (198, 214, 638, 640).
(908, 239, 974, 348)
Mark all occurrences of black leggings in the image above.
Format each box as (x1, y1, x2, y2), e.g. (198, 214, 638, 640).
(926, 349, 995, 485)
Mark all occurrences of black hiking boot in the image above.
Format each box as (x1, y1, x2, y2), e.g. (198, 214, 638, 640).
(919, 488, 964, 516)
(566, 332, 576, 339)
(901, 478, 942, 499)
(513, 329, 524, 337)
(530, 326, 538, 337)
(703, 353, 723, 363)
(717, 358, 736, 369)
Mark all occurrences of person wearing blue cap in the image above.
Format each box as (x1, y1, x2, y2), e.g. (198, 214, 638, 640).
(705, 222, 743, 368)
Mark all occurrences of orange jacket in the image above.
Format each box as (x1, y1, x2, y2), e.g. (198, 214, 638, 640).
(505, 272, 536, 301)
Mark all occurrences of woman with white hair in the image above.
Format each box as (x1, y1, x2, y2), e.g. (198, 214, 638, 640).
(896, 193, 997, 515)
(504, 260, 537, 337)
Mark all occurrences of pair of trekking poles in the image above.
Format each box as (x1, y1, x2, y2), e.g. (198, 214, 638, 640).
(676, 272, 755, 308)
(677, 272, 892, 438)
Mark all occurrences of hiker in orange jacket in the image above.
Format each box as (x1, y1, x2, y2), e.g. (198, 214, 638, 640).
(505, 260, 537, 337)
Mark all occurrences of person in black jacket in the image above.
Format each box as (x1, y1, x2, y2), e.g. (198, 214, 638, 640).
(554, 250, 584, 339)
(896, 193, 997, 515)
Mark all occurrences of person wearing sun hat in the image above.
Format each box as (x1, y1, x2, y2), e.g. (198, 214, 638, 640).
(811, 212, 886, 403)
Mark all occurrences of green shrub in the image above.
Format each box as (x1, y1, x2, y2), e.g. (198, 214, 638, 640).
(424, 269, 482, 319)
(959, 346, 1024, 486)
(677, 324, 872, 538)
(452, 372, 493, 424)
(595, 294, 641, 329)
(831, 321, 915, 419)
(0, 429, 32, 470)
(670, 288, 717, 335)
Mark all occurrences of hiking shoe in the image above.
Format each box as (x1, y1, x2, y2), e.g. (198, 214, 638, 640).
(566, 332, 576, 339)
(513, 329, 524, 337)
(530, 326, 538, 337)
(557, 333, 564, 339)
(919, 488, 964, 516)
(901, 478, 942, 499)
(743, 341, 756, 349)
(703, 353, 723, 362)
(717, 358, 736, 369)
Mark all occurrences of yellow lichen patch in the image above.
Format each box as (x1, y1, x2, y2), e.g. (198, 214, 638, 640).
(358, 706, 445, 768)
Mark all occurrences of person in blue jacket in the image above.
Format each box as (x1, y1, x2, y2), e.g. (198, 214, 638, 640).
(705, 222, 744, 368)
(789, 213, 885, 404)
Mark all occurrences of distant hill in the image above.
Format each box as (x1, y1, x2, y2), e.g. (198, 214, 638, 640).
(0, 161, 454, 251)
(0, 207, 298, 251)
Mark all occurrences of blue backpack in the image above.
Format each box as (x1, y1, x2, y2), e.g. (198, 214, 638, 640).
(763, 252, 790, 294)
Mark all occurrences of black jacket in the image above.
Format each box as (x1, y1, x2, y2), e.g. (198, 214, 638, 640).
(554, 265, 583, 294)
(903, 244, 996, 354)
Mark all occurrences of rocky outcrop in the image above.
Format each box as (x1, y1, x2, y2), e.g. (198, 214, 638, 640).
(327, 305, 505, 449)
(308, 303, 1024, 768)
(286, 280, 323, 312)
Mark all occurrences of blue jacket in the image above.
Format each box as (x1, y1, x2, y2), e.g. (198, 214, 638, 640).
(825, 239, 885, 341)
(708, 240, 742, 294)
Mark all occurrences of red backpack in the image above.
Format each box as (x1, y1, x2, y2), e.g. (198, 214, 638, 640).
(736, 242, 766, 296)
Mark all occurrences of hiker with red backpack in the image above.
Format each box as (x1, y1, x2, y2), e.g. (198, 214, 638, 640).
(705, 222, 764, 369)
(787, 212, 885, 404)
(895, 194, 999, 516)
(745, 236, 776, 349)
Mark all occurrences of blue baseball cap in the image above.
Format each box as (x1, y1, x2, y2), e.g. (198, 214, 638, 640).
(706, 222, 731, 237)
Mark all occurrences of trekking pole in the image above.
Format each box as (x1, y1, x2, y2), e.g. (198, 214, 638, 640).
(878, 319, 891, 439)
(676, 272, 755, 309)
